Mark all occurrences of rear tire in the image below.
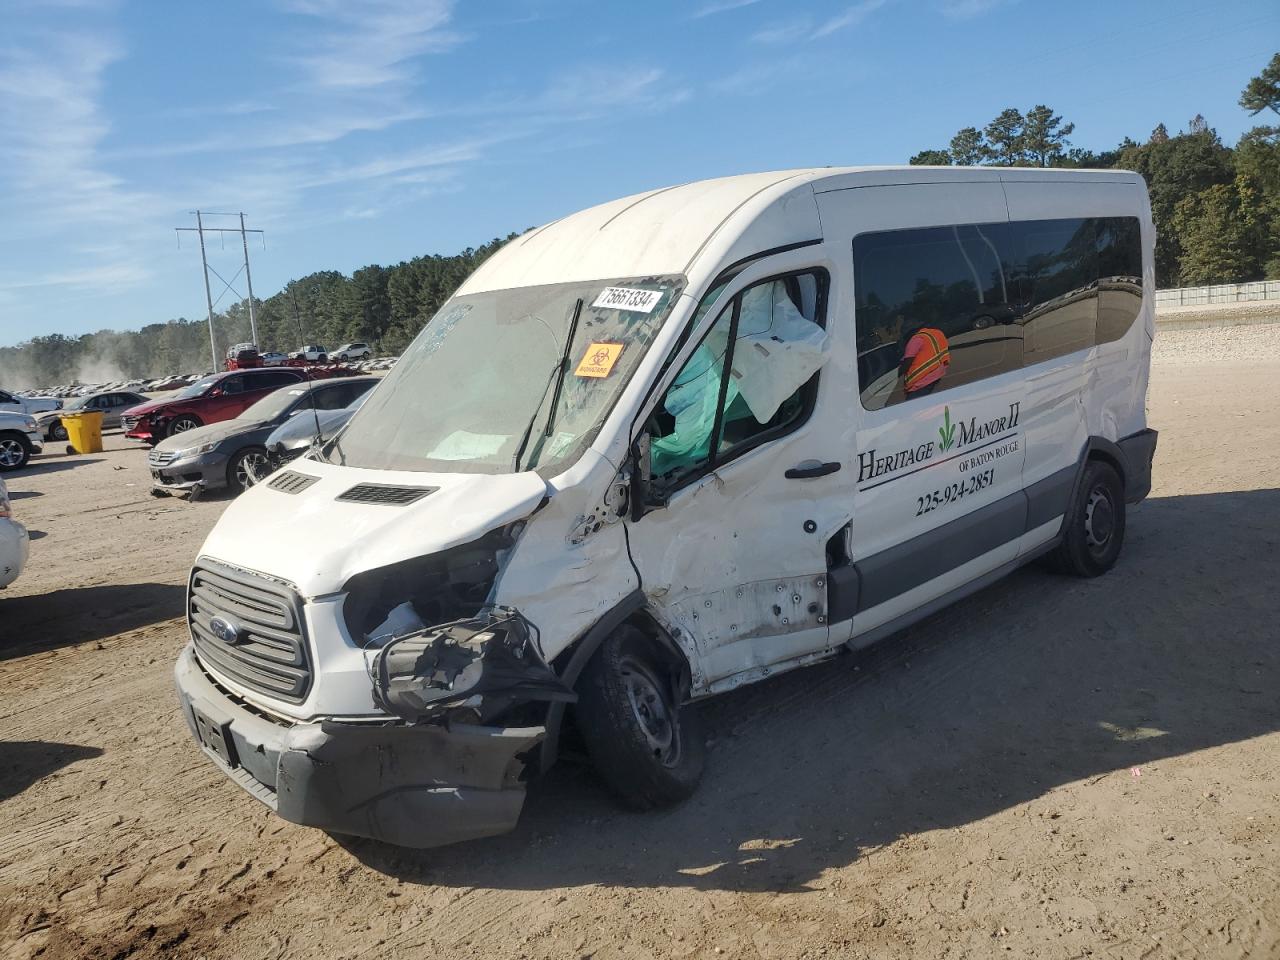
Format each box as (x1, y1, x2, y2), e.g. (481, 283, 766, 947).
(575, 625, 704, 810)
(0, 433, 30, 471)
(1051, 460, 1125, 577)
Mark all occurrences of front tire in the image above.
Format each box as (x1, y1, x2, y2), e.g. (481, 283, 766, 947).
(50, 421, 68, 441)
(167, 415, 201, 438)
(227, 446, 270, 492)
(0, 433, 30, 471)
(1051, 460, 1125, 577)
(575, 625, 704, 810)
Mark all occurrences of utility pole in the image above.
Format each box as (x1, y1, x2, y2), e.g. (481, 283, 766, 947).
(196, 211, 218, 371)
(239, 212, 258, 345)
(175, 211, 265, 371)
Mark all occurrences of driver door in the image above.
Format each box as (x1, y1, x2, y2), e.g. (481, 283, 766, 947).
(625, 252, 854, 690)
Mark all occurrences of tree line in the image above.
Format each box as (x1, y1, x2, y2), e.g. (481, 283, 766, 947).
(909, 52, 1280, 288)
(0, 235, 516, 389)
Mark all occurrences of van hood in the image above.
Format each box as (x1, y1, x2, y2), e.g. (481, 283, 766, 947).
(198, 460, 551, 598)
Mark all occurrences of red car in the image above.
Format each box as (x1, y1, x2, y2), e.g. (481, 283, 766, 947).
(122, 368, 312, 444)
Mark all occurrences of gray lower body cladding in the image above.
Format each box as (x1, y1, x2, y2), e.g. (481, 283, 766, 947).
(828, 429, 1158, 620)
(174, 645, 543, 848)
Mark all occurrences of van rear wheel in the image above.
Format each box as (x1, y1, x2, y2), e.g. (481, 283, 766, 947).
(575, 625, 704, 810)
(1051, 460, 1125, 577)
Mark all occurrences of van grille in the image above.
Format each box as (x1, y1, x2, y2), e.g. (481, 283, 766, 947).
(188, 563, 311, 704)
(268, 470, 319, 494)
(336, 483, 435, 506)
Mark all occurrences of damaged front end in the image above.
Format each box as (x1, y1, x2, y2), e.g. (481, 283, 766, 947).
(176, 522, 580, 849)
(342, 524, 576, 726)
(369, 609, 576, 725)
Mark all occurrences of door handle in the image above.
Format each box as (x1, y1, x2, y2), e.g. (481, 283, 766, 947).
(785, 461, 841, 479)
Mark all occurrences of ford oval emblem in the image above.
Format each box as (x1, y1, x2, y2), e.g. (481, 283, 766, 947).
(209, 616, 241, 644)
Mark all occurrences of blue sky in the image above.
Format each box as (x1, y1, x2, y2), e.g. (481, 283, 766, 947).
(1, 0, 1276, 346)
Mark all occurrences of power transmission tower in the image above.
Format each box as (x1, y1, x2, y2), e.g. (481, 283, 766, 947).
(175, 211, 265, 370)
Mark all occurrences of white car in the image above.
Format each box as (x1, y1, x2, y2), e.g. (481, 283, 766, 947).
(260, 352, 288, 366)
(333, 342, 372, 362)
(0, 411, 44, 471)
(0, 388, 61, 417)
(289, 344, 329, 362)
(0, 477, 29, 589)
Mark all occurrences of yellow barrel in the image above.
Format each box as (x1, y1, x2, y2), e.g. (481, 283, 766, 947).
(61, 410, 105, 454)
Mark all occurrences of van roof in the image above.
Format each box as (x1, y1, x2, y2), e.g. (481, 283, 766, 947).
(459, 166, 1143, 295)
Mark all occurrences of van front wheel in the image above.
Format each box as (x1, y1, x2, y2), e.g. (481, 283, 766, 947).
(1052, 460, 1125, 577)
(575, 625, 704, 810)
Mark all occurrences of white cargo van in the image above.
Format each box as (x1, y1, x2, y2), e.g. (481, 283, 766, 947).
(175, 167, 1158, 848)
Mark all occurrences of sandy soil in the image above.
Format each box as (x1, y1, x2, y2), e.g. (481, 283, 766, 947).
(1, 334, 1278, 960)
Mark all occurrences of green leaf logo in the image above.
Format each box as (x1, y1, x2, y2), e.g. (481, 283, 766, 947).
(938, 406, 956, 451)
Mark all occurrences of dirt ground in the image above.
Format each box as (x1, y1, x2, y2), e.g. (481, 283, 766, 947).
(2, 330, 1278, 960)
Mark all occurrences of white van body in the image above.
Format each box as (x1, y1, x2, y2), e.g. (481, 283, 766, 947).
(175, 166, 1157, 847)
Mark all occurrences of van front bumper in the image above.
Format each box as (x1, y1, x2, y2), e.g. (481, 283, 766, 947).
(173, 644, 543, 848)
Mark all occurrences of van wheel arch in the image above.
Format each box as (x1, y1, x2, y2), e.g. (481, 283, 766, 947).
(1061, 438, 1127, 531)
(540, 592, 693, 776)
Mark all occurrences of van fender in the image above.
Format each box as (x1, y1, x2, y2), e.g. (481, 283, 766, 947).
(1059, 435, 1131, 538)
(539, 589, 694, 775)
(540, 590, 645, 775)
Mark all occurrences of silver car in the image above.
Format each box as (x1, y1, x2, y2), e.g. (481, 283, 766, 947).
(35, 390, 148, 441)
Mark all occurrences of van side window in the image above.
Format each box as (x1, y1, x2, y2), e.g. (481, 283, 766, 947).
(648, 270, 830, 490)
(1095, 216, 1144, 344)
(1013, 218, 1097, 365)
(855, 215, 1146, 409)
(854, 224, 1022, 411)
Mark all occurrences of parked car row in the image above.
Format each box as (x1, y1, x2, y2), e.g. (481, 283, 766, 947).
(149, 376, 376, 495)
(0, 388, 62, 416)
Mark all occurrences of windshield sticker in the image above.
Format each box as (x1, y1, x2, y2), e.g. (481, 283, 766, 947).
(574, 342, 624, 378)
(592, 287, 663, 313)
(427, 430, 509, 461)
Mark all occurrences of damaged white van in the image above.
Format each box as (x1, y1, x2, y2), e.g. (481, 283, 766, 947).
(175, 167, 1158, 848)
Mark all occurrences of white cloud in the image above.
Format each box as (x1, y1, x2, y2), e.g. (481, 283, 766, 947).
(750, 18, 813, 44)
(752, 0, 890, 43)
(813, 0, 890, 38)
(0, 31, 145, 225)
(281, 0, 463, 90)
(938, 0, 1009, 18)
(691, 0, 764, 18)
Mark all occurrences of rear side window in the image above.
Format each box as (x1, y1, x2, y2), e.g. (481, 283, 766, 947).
(854, 215, 1144, 409)
(1013, 218, 1097, 365)
(1096, 217, 1143, 344)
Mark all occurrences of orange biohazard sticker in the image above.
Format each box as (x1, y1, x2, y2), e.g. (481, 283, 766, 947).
(574, 342, 624, 378)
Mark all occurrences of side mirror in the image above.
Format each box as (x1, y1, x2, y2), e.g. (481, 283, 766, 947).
(628, 433, 652, 522)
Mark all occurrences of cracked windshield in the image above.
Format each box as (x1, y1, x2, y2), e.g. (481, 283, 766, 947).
(324, 275, 685, 473)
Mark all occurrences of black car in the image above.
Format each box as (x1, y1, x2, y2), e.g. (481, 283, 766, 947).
(147, 377, 377, 495)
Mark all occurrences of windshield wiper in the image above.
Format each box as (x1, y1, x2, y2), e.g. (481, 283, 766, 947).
(511, 298, 583, 473)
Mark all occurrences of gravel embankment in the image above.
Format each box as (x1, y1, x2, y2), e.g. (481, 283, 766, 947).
(1152, 318, 1280, 365)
